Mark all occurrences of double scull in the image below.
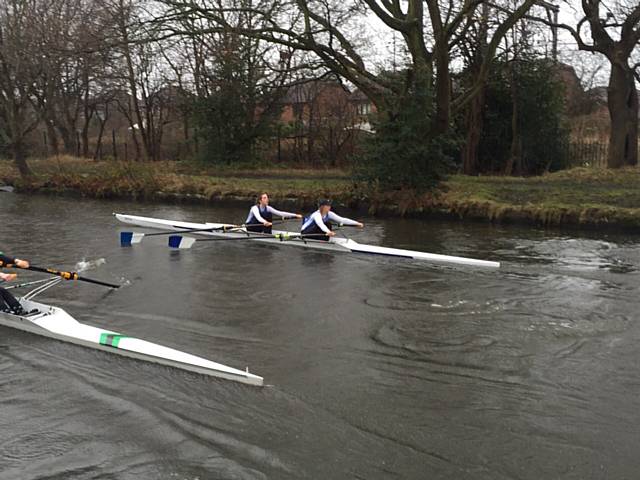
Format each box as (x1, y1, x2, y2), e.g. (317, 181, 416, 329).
(115, 213, 500, 268)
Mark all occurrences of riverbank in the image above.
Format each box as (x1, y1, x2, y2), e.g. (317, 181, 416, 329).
(0, 157, 354, 208)
(428, 169, 640, 230)
(2, 157, 640, 230)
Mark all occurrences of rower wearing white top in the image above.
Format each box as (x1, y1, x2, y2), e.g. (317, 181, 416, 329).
(301, 199, 364, 240)
(246, 192, 302, 234)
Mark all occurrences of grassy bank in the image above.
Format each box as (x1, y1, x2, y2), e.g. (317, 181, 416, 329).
(436, 168, 640, 229)
(2, 157, 640, 230)
(0, 157, 356, 209)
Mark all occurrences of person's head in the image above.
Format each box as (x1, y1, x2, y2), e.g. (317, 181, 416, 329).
(257, 193, 269, 206)
(318, 199, 332, 215)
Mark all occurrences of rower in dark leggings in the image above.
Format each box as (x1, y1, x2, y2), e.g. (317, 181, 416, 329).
(0, 253, 31, 315)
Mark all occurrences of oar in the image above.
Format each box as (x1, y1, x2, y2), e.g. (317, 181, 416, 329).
(120, 219, 299, 246)
(167, 232, 332, 249)
(19, 265, 120, 289)
(120, 225, 234, 246)
(2, 278, 55, 290)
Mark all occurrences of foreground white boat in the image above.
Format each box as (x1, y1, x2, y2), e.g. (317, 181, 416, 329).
(0, 288, 263, 386)
(115, 213, 501, 268)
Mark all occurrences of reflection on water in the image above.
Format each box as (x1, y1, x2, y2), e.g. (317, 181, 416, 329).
(0, 193, 639, 479)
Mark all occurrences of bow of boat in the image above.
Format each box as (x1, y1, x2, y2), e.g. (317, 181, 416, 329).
(345, 239, 500, 268)
(0, 299, 263, 387)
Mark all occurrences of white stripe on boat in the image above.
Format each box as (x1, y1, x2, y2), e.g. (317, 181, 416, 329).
(114, 213, 500, 268)
(0, 299, 263, 386)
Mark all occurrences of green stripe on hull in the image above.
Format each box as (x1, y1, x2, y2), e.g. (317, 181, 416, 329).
(99, 332, 127, 347)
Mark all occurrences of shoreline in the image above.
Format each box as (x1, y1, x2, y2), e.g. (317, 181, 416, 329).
(2, 157, 640, 233)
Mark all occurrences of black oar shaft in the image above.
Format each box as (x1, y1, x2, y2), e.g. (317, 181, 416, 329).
(145, 226, 230, 237)
(26, 265, 120, 289)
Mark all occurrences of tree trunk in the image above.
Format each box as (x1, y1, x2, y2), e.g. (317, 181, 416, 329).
(607, 61, 639, 168)
(81, 120, 91, 158)
(93, 116, 107, 161)
(117, 0, 150, 161)
(461, 2, 489, 175)
(57, 124, 77, 156)
(45, 121, 60, 156)
(82, 67, 92, 158)
(505, 64, 521, 175)
(461, 83, 486, 175)
(433, 40, 450, 134)
(12, 141, 32, 176)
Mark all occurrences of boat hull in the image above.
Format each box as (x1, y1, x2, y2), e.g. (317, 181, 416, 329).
(0, 299, 263, 386)
(115, 213, 500, 268)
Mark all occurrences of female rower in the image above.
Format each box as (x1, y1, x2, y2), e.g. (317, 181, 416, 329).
(0, 252, 31, 315)
(301, 200, 363, 240)
(246, 193, 302, 234)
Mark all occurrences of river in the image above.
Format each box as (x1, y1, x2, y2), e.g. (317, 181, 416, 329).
(0, 193, 639, 479)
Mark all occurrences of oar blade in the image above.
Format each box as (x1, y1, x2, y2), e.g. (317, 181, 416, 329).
(120, 232, 145, 246)
(168, 235, 197, 249)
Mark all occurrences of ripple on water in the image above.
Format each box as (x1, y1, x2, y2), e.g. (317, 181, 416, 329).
(0, 430, 89, 465)
(504, 237, 638, 273)
(363, 275, 473, 312)
(364, 265, 633, 393)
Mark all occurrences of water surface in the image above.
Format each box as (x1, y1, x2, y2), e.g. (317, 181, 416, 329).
(0, 194, 639, 479)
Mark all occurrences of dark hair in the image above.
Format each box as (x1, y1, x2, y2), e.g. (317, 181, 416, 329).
(256, 192, 269, 204)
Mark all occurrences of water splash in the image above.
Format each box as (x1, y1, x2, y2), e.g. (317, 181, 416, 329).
(75, 258, 106, 273)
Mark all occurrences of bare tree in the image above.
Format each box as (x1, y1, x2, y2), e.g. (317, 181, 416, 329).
(460, 2, 491, 175)
(160, 0, 295, 162)
(155, 0, 538, 136)
(535, 0, 640, 167)
(0, 0, 43, 175)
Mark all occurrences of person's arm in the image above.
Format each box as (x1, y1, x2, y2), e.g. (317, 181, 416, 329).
(266, 206, 300, 219)
(312, 212, 332, 234)
(0, 253, 16, 267)
(0, 253, 29, 269)
(327, 211, 363, 227)
(249, 205, 269, 225)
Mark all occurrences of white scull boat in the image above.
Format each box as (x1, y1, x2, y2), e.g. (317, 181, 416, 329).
(115, 213, 500, 268)
(0, 279, 263, 386)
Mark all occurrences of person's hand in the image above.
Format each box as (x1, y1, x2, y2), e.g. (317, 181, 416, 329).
(0, 273, 17, 282)
(295, 214, 303, 219)
(326, 231, 336, 237)
(357, 222, 364, 228)
(264, 222, 273, 227)
(15, 259, 29, 269)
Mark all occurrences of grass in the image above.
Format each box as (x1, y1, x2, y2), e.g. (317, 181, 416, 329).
(437, 167, 640, 228)
(2, 157, 640, 229)
(0, 156, 355, 208)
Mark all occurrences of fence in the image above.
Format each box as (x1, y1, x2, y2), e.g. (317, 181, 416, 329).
(23, 127, 640, 170)
(31, 128, 194, 162)
(567, 141, 608, 168)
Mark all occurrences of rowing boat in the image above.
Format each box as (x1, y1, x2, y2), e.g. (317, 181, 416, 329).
(115, 213, 500, 268)
(0, 279, 263, 386)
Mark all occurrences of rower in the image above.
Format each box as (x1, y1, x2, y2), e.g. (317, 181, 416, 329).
(246, 193, 302, 234)
(0, 252, 31, 315)
(301, 200, 364, 240)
